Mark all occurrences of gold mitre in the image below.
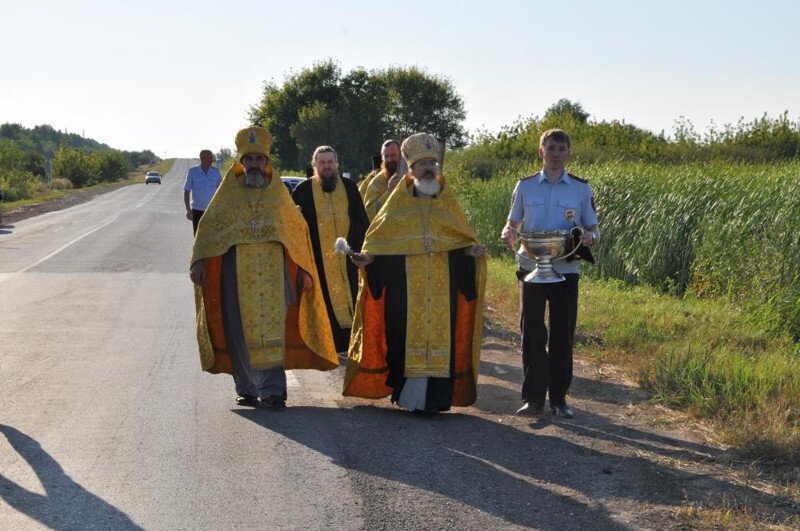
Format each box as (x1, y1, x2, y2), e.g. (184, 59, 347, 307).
(401, 133, 439, 167)
(235, 126, 272, 158)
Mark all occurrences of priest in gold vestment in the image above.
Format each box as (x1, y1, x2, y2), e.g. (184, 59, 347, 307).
(190, 127, 338, 409)
(291, 146, 369, 354)
(344, 133, 487, 413)
(362, 139, 401, 221)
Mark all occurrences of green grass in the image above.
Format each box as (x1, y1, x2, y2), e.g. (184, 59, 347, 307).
(483, 257, 800, 464)
(2, 159, 174, 212)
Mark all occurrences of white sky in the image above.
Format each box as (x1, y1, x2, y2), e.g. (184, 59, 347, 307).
(1, 0, 798, 157)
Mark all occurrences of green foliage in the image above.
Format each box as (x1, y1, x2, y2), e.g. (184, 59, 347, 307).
(93, 149, 131, 182)
(0, 122, 158, 170)
(52, 146, 99, 187)
(573, 277, 800, 462)
(0, 167, 38, 202)
(248, 60, 466, 173)
(0, 139, 40, 201)
(455, 100, 800, 180)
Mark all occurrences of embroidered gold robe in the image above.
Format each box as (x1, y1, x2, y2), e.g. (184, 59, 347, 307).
(191, 163, 338, 374)
(343, 174, 487, 408)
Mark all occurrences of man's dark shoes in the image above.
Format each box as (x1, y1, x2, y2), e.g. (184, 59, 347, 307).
(551, 404, 575, 418)
(235, 395, 258, 407)
(260, 395, 287, 410)
(516, 402, 544, 416)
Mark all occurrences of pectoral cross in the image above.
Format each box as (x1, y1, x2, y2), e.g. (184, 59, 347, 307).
(250, 218, 258, 236)
(422, 231, 434, 254)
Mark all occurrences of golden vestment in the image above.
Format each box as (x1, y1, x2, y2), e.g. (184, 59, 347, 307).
(343, 174, 487, 407)
(191, 163, 338, 373)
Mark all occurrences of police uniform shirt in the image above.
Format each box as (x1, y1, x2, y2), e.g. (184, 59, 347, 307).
(184, 165, 223, 211)
(508, 170, 598, 274)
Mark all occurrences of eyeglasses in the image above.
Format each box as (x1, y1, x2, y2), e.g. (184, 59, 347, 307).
(416, 159, 438, 169)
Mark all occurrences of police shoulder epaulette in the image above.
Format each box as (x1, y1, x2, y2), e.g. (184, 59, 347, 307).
(520, 174, 536, 181)
(568, 173, 588, 184)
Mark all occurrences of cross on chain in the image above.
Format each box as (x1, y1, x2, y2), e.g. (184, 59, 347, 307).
(422, 231, 434, 254)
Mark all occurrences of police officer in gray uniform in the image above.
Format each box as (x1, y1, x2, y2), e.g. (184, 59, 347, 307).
(501, 129, 599, 418)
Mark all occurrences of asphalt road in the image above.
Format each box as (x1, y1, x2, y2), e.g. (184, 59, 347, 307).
(4, 161, 785, 530)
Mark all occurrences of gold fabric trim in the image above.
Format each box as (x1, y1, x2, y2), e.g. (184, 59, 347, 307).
(237, 242, 285, 369)
(404, 252, 451, 377)
(194, 284, 215, 371)
(312, 176, 353, 329)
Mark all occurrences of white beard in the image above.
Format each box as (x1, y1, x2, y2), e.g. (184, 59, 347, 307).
(413, 177, 441, 197)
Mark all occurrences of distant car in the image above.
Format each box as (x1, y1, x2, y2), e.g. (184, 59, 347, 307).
(281, 176, 305, 193)
(145, 171, 162, 185)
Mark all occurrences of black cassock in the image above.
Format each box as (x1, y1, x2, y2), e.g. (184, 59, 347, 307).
(292, 177, 369, 352)
(365, 249, 477, 411)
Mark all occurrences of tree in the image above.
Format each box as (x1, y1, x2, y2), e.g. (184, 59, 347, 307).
(248, 62, 467, 173)
(249, 60, 343, 170)
(94, 149, 131, 182)
(544, 99, 590, 124)
(382, 66, 467, 148)
(53, 146, 99, 187)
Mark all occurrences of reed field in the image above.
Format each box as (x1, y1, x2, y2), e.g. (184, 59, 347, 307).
(449, 158, 800, 463)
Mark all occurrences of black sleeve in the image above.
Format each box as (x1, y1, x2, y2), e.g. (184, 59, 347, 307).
(449, 248, 477, 302)
(344, 179, 370, 252)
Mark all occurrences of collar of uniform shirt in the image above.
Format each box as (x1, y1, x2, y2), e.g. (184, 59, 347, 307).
(537, 169, 571, 184)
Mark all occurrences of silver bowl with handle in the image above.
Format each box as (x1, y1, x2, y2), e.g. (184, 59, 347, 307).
(518, 228, 583, 283)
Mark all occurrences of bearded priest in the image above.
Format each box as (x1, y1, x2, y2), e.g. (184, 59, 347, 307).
(292, 146, 370, 354)
(344, 133, 487, 414)
(189, 127, 338, 409)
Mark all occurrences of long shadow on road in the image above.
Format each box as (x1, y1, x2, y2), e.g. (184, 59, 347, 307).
(234, 403, 784, 530)
(0, 424, 141, 530)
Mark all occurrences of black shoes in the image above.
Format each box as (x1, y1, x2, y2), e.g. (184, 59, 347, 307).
(516, 402, 545, 416)
(516, 401, 575, 418)
(551, 404, 575, 418)
(259, 395, 287, 409)
(235, 395, 258, 407)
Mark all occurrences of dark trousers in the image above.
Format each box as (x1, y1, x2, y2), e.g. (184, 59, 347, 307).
(519, 272, 579, 407)
(191, 209, 205, 234)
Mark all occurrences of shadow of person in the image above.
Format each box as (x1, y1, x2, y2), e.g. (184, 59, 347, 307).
(0, 424, 141, 530)
(235, 405, 627, 530)
(234, 403, 784, 529)
(473, 379, 725, 463)
(480, 359, 651, 407)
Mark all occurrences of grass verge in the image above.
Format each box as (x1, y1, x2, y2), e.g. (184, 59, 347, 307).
(2, 159, 175, 212)
(484, 256, 800, 466)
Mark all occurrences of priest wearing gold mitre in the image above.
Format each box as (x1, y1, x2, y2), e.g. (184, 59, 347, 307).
(189, 126, 338, 409)
(344, 133, 487, 413)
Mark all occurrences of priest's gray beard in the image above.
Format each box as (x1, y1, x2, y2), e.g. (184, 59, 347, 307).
(244, 168, 268, 188)
(413, 174, 441, 197)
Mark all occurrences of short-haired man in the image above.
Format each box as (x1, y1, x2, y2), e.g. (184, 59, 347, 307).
(184, 149, 222, 234)
(189, 127, 338, 409)
(362, 139, 401, 221)
(345, 133, 487, 414)
(292, 146, 370, 354)
(500, 129, 599, 418)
